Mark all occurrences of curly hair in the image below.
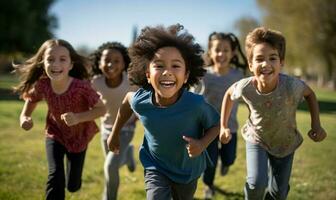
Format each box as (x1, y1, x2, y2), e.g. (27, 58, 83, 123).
(128, 24, 205, 89)
(13, 39, 90, 97)
(245, 27, 286, 64)
(204, 32, 247, 71)
(89, 42, 130, 75)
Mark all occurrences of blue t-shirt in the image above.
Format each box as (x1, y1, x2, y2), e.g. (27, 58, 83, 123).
(131, 88, 219, 184)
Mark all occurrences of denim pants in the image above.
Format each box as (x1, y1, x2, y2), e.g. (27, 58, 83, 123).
(144, 169, 198, 200)
(45, 137, 86, 200)
(101, 126, 135, 200)
(202, 133, 237, 186)
(244, 141, 294, 200)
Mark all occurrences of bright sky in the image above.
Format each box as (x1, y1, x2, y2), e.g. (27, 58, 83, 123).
(50, 0, 261, 49)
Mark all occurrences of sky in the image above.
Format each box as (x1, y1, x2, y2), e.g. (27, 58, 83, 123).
(50, 0, 262, 50)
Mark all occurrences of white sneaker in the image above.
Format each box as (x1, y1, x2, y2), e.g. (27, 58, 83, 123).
(204, 186, 215, 200)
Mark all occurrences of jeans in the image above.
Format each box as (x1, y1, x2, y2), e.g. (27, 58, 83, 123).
(203, 133, 237, 186)
(244, 141, 294, 200)
(144, 169, 198, 200)
(45, 137, 86, 200)
(101, 127, 135, 200)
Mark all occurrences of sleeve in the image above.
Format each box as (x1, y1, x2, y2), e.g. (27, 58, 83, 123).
(291, 77, 306, 104)
(24, 79, 45, 103)
(81, 81, 100, 108)
(230, 77, 251, 101)
(200, 98, 220, 130)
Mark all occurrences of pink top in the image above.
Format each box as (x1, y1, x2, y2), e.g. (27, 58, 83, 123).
(26, 78, 100, 153)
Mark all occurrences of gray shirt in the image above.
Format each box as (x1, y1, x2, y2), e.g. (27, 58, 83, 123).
(202, 67, 244, 132)
(231, 74, 306, 157)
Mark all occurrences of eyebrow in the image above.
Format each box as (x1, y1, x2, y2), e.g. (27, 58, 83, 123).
(156, 58, 184, 63)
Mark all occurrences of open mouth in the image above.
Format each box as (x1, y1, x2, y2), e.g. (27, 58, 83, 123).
(159, 80, 176, 88)
(260, 69, 273, 76)
(51, 69, 63, 75)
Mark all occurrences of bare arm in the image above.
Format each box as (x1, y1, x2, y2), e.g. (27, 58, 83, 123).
(61, 99, 106, 126)
(183, 124, 219, 157)
(107, 92, 135, 153)
(20, 100, 38, 131)
(219, 86, 235, 143)
(303, 85, 327, 142)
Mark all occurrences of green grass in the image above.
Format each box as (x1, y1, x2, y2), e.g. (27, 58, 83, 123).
(0, 76, 335, 199)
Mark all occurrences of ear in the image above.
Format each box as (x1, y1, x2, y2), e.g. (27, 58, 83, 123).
(146, 70, 150, 84)
(70, 62, 74, 70)
(248, 63, 253, 72)
(184, 71, 190, 84)
(280, 59, 285, 67)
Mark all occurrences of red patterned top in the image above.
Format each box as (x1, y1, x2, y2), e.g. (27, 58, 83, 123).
(26, 78, 100, 152)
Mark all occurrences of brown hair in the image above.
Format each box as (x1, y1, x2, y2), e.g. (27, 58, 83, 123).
(13, 39, 90, 97)
(245, 27, 286, 64)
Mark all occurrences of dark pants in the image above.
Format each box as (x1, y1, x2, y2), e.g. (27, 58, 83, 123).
(203, 133, 237, 186)
(144, 169, 198, 200)
(45, 138, 86, 200)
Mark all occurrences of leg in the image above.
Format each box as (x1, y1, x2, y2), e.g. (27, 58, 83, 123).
(45, 138, 66, 200)
(244, 141, 269, 200)
(171, 178, 198, 200)
(219, 132, 237, 175)
(265, 153, 294, 200)
(144, 169, 172, 200)
(202, 137, 219, 199)
(103, 129, 135, 200)
(65, 148, 86, 193)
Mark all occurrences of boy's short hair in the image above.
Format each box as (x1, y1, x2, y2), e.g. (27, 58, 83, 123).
(245, 27, 286, 64)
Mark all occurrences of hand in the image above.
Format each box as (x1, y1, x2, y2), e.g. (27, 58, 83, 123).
(308, 127, 327, 142)
(220, 128, 232, 144)
(183, 136, 205, 158)
(61, 112, 79, 126)
(107, 133, 120, 154)
(20, 116, 33, 131)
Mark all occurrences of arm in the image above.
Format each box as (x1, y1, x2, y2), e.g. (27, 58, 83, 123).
(219, 86, 235, 144)
(107, 92, 135, 153)
(183, 124, 219, 157)
(20, 100, 38, 131)
(303, 85, 327, 142)
(61, 99, 106, 126)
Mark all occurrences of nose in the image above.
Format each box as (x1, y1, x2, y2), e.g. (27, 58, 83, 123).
(162, 68, 172, 76)
(261, 60, 270, 68)
(107, 62, 113, 69)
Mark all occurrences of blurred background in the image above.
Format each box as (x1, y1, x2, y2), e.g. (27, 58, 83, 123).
(1, 0, 335, 90)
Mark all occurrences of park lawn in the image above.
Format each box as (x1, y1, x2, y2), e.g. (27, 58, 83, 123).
(0, 86, 335, 199)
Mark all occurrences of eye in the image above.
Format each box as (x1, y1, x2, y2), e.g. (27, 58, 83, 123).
(172, 64, 181, 68)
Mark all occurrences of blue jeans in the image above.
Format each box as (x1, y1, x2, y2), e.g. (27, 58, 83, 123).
(244, 142, 294, 200)
(202, 133, 237, 186)
(144, 169, 197, 200)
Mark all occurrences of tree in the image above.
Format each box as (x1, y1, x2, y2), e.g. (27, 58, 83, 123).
(234, 16, 260, 51)
(0, 0, 57, 54)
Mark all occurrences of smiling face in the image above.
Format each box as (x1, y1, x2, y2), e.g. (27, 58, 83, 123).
(146, 47, 189, 106)
(209, 39, 234, 70)
(249, 42, 283, 93)
(99, 48, 125, 80)
(43, 45, 73, 82)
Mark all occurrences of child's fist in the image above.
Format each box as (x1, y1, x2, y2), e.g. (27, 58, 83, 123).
(61, 112, 78, 126)
(308, 127, 327, 142)
(220, 128, 232, 144)
(183, 136, 204, 157)
(20, 116, 33, 131)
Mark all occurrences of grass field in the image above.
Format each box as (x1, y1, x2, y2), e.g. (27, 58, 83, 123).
(0, 74, 335, 200)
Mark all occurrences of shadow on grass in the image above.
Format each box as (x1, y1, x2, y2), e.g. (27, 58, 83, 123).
(298, 100, 336, 114)
(0, 88, 20, 101)
(193, 185, 244, 200)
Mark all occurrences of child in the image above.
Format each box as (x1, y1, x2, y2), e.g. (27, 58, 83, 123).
(220, 27, 327, 200)
(201, 32, 247, 199)
(107, 24, 220, 200)
(90, 42, 137, 200)
(14, 39, 106, 200)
